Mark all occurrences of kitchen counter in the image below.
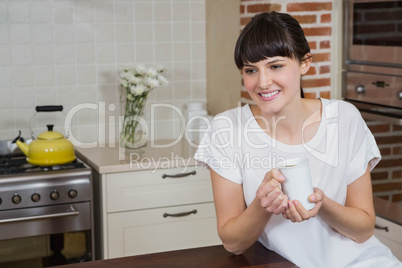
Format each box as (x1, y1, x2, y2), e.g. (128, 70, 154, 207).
(374, 196, 402, 226)
(75, 139, 198, 174)
(75, 141, 402, 225)
(59, 242, 297, 268)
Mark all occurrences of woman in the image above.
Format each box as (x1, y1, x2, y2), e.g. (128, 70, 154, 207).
(194, 12, 401, 267)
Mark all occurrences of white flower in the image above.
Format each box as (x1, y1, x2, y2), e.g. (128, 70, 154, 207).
(158, 75, 169, 86)
(135, 64, 147, 75)
(119, 63, 168, 96)
(145, 67, 158, 77)
(120, 79, 128, 88)
(129, 76, 141, 85)
(144, 77, 160, 89)
(155, 64, 165, 73)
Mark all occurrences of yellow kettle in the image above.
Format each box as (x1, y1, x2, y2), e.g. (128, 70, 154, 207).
(14, 124, 76, 166)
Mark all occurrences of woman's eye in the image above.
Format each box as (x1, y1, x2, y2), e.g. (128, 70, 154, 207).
(270, 65, 283, 70)
(244, 69, 256, 74)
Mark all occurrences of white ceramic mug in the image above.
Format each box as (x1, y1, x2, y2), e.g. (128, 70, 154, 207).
(278, 158, 315, 210)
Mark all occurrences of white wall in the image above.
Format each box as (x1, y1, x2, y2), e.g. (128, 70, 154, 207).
(0, 0, 206, 144)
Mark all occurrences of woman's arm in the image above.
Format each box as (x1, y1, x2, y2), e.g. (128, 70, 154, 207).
(285, 165, 375, 243)
(210, 168, 288, 255)
(318, 165, 375, 243)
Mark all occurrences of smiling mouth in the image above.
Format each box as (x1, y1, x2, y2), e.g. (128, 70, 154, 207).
(259, 90, 280, 98)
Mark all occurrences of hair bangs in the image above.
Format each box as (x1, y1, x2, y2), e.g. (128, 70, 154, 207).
(234, 13, 299, 69)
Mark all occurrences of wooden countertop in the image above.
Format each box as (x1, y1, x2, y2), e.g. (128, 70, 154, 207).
(59, 242, 297, 268)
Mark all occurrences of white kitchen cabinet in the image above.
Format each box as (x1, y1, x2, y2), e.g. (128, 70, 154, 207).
(96, 165, 221, 259)
(374, 216, 402, 261)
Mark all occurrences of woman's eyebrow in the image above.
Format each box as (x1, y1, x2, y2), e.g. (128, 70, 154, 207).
(266, 59, 284, 64)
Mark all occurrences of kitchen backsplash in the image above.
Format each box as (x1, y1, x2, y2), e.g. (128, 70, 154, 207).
(0, 0, 206, 145)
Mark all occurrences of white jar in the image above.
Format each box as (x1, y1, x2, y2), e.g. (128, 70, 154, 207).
(184, 102, 208, 144)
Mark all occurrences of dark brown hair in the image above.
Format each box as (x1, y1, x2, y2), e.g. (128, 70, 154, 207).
(234, 12, 311, 97)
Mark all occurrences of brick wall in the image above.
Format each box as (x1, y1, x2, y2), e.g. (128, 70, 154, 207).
(239, 0, 402, 204)
(367, 121, 402, 203)
(240, 0, 333, 103)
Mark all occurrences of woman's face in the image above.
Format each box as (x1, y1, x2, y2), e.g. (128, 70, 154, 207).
(242, 56, 310, 115)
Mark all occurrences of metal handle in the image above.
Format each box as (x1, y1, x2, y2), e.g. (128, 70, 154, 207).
(35, 105, 63, 112)
(163, 209, 197, 218)
(0, 205, 79, 224)
(162, 170, 196, 179)
(375, 224, 389, 232)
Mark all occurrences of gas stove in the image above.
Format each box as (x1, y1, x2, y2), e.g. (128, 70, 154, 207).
(0, 152, 87, 176)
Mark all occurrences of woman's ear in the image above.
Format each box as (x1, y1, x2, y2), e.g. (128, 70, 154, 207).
(301, 53, 312, 76)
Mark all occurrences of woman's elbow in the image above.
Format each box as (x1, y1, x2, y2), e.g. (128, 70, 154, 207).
(354, 229, 374, 244)
(222, 242, 246, 255)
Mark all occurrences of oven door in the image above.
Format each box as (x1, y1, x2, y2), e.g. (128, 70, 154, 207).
(0, 202, 91, 240)
(344, 0, 402, 67)
(343, 68, 402, 125)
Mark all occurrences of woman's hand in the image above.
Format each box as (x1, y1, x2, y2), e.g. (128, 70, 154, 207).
(282, 187, 324, 222)
(256, 168, 289, 215)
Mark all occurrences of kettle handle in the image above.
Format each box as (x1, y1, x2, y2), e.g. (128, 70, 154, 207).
(36, 105, 63, 112)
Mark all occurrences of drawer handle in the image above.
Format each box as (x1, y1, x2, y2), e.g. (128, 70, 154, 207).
(163, 209, 197, 218)
(162, 170, 196, 179)
(375, 224, 389, 232)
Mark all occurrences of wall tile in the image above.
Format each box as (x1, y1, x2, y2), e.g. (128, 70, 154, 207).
(73, 0, 94, 23)
(115, 24, 134, 43)
(74, 23, 95, 43)
(155, 43, 172, 62)
(0, 0, 206, 142)
(135, 43, 154, 62)
(32, 45, 54, 65)
(34, 66, 55, 86)
(75, 44, 95, 64)
(0, 45, 10, 65)
(8, 0, 30, 23)
(54, 45, 75, 65)
(11, 66, 33, 87)
(173, 23, 190, 42)
(114, 2, 133, 23)
(9, 24, 30, 44)
(172, 2, 190, 22)
(76, 66, 96, 85)
(135, 23, 154, 43)
(154, 23, 172, 42)
(96, 44, 116, 64)
(31, 23, 53, 44)
(154, 2, 172, 22)
(0, 88, 13, 108)
(10, 45, 32, 65)
(0, 67, 10, 87)
(55, 65, 76, 85)
(30, 0, 52, 23)
(0, 2, 9, 23)
(134, 2, 153, 23)
(53, 0, 74, 23)
(53, 24, 74, 44)
(116, 44, 135, 63)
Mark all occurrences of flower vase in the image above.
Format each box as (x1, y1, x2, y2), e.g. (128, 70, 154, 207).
(120, 92, 149, 149)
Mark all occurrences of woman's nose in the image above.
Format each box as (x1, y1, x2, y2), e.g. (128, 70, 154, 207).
(258, 71, 272, 89)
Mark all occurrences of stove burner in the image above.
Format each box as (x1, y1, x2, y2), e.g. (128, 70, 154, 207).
(0, 153, 86, 176)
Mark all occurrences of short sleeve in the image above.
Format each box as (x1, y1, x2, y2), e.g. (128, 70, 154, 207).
(194, 112, 243, 184)
(345, 105, 381, 185)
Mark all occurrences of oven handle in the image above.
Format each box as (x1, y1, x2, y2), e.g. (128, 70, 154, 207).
(0, 205, 79, 224)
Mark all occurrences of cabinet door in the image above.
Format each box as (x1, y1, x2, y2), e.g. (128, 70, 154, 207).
(374, 216, 402, 261)
(106, 166, 213, 212)
(107, 202, 221, 258)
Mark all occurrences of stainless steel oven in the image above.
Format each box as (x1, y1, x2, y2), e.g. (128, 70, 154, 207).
(344, 0, 402, 67)
(343, 0, 402, 124)
(0, 141, 94, 267)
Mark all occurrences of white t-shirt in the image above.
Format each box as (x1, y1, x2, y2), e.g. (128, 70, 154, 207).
(194, 98, 402, 268)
